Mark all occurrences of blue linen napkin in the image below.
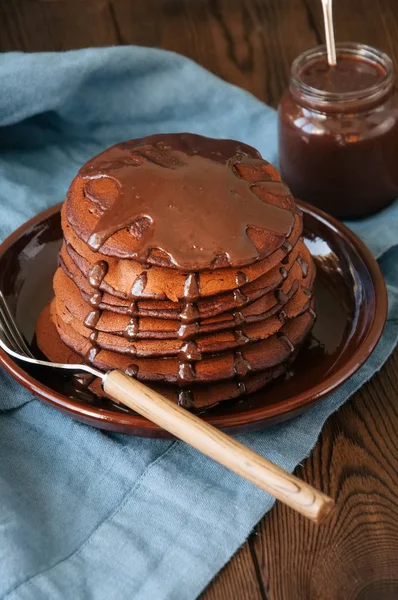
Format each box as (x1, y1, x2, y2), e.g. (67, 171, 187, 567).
(0, 47, 397, 600)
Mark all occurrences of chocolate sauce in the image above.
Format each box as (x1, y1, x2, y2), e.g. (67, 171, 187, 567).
(278, 309, 288, 323)
(177, 272, 201, 393)
(178, 389, 194, 408)
(129, 299, 138, 315)
(233, 289, 247, 307)
(89, 331, 98, 343)
(89, 292, 102, 307)
(84, 310, 100, 329)
(279, 45, 398, 219)
(73, 372, 95, 388)
(78, 134, 294, 269)
(279, 267, 288, 280)
(130, 272, 148, 297)
(124, 318, 139, 339)
(179, 341, 202, 361)
(237, 381, 247, 395)
(233, 311, 245, 326)
(178, 362, 196, 383)
(277, 333, 295, 355)
(121, 272, 149, 341)
(234, 330, 250, 345)
(125, 364, 139, 377)
(179, 302, 200, 323)
(85, 345, 100, 363)
(281, 241, 293, 255)
(84, 260, 108, 364)
(233, 351, 252, 378)
(88, 260, 108, 289)
(235, 271, 249, 286)
(275, 289, 289, 303)
(297, 256, 309, 278)
(177, 322, 200, 340)
(184, 273, 200, 300)
(308, 307, 317, 320)
(301, 55, 383, 93)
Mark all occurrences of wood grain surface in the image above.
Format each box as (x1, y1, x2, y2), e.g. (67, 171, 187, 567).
(1, 1, 397, 598)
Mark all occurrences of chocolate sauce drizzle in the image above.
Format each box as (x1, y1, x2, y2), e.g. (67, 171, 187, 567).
(233, 351, 252, 378)
(124, 318, 139, 339)
(308, 307, 317, 320)
(278, 309, 288, 324)
(125, 364, 139, 378)
(78, 134, 294, 270)
(297, 255, 309, 278)
(84, 262, 149, 377)
(235, 271, 249, 287)
(178, 389, 194, 408)
(233, 288, 247, 307)
(275, 288, 289, 304)
(277, 333, 295, 355)
(237, 381, 247, 394)
(233, 311, 245, 326)
(282, 241, 293, 254)
(275, 263, 291, 323)
(234, 330, 250, 345)
(84, 260, 108, 363)
(281, 241, 293, 265)
(279, 266, 288, 280)
(123, 271, 150, 341)
(176, 273, 201, 404)
(131, 272, 148, 296)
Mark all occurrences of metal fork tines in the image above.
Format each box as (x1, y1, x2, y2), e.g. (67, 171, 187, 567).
(0, 290, 104, 380)
(0, 292, 35, 358)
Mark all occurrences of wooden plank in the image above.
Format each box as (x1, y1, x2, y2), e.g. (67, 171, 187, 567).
(110, 0, 319, 104)
(0, 0, 119, 51)
(203, 538, 265, 600)
(251, 348, 398, 599)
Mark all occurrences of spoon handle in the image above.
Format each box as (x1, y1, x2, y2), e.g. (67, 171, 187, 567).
(104, 370, 335, 524)
(322, 0, 337, 66)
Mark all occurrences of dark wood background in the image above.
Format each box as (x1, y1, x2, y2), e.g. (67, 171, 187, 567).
(1, 1, 398, 598)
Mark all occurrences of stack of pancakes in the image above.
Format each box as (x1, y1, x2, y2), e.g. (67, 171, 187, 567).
(36, 133, 316, 410)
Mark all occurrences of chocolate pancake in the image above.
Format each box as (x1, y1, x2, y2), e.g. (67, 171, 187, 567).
(63, 236, 302, 306)
(62, 203, 303, 301)
(54, 282, 311, 358)
(36, 303, 288, 410)
(57, 240, 312, 322)
(65, 134, 300, 270)
(49, 297, 315, 384)
(53, 254, 314, 339)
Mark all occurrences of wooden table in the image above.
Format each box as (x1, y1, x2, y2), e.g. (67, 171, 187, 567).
(1, 1, 398, 598)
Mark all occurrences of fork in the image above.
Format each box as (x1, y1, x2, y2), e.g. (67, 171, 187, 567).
(0, 291, 334, 523)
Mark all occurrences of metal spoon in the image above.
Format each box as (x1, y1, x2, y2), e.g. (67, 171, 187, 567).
(322, 0, 337, 66)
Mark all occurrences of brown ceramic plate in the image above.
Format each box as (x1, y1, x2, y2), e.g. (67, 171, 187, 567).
(0, 202, 387, 438)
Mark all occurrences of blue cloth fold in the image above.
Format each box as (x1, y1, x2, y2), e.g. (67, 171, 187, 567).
(0, 47, 397, 600)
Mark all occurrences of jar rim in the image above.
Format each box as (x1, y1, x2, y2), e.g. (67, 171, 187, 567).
(291, 42, 394, 105)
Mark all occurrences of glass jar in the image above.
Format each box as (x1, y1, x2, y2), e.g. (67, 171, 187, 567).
(278, 43, 398, 219)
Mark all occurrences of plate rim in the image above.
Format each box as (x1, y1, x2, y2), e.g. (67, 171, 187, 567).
(0, 201, 388, 434)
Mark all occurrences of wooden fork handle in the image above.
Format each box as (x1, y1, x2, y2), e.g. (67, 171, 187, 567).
(103, 370, 334, 523)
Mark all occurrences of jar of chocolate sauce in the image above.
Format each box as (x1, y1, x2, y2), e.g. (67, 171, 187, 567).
(278, 43, 398, 219)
